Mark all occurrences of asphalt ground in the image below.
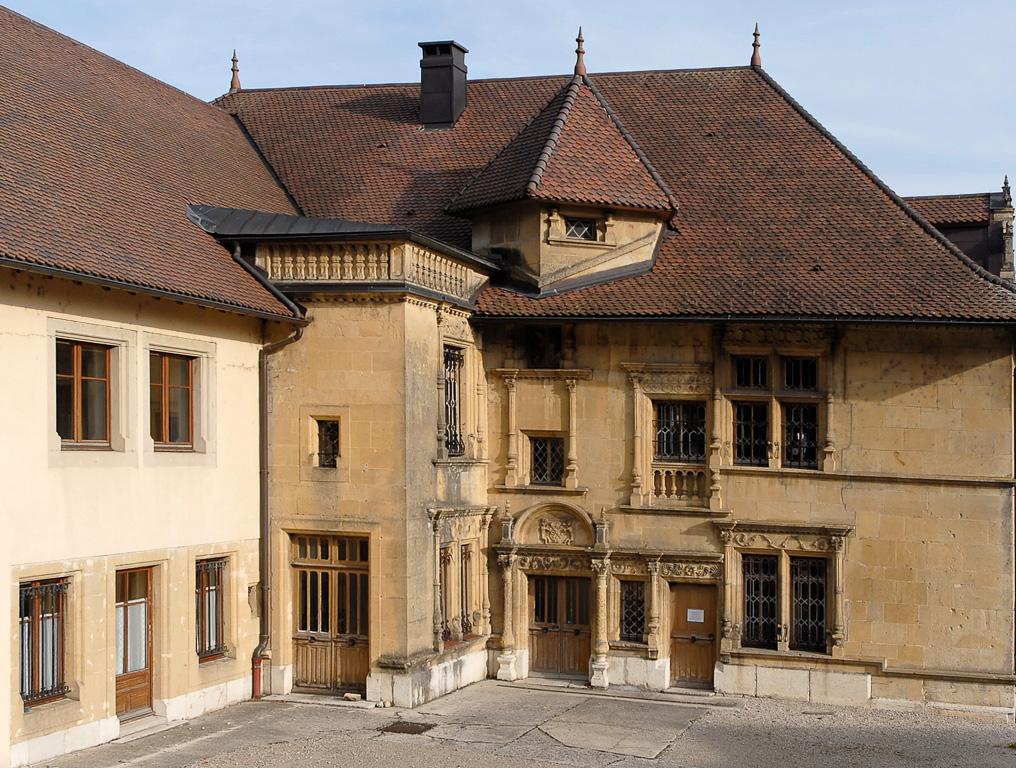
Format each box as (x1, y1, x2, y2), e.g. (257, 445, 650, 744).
(33, 680, 1016, 768)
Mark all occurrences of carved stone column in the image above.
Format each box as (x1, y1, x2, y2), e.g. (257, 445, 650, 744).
(830, 535, 847, 657)
(496, 553, 518, 680)
(718, 529, 736, 659)
(564, 378, 579, 488)
(504, 376, 519, 486)
(480, 511, 493, 635)
(709, 386, 723, 510)
(436, 309, 447, 459)
(428, 510, 444, 653)
(590, 558, 610, 688)
(629, 374, 645, 506)
(646, 559, 661, 660)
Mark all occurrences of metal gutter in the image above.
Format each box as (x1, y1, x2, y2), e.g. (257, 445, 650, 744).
(0, 255, 305, 324)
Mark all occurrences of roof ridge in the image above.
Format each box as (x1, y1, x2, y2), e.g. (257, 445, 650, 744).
(580, 74, 679, 213)
(445, 84, 571, 213)
(752, 67, 1016, 298)
(903, 192, 992, 201)
(525, 75, 583, 195)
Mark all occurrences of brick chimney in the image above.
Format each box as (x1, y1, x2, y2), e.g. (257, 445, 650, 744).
(418, 41, 468, 129)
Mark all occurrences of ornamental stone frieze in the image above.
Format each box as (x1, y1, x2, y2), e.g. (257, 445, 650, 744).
(722, 324, 834, 351)
(621, 363, 713, 395)
(515, 555, 587, 572)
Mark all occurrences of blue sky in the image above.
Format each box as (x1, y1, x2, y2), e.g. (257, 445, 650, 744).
(6, 0, 1012, 197)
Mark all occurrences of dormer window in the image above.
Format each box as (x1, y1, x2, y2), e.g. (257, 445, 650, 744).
(564, 217, 597, 241)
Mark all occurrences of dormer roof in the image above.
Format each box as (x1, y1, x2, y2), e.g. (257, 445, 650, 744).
(446, 74, 677, 216)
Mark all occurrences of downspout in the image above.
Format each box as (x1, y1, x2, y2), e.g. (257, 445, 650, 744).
(230, 242, 306, 699)
(252, 322, 302, 698)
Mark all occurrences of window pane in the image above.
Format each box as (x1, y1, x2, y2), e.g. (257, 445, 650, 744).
(168, 386, 191, 443)
(127, 602, 147, 672)
(56, 340, 74, 376)
(81, 378, 108, 441)
(167, 356, 190, 386)
(734, 403, 768, 466)
(735, 357, 767, 389)
(742, 555, 778, 649)
(79, 345, 107, 379)
(150, 383, 164, 442)
(791, 558, 827, 652)
(128, 571, 147, 601)
(56, 377, 74, 439)
(783, 404, 818, 469)
(116, 604, 126, 675)
(149, 352, 163, 385)
(360, 571, 369, 636)
(620, 581, 645, 641)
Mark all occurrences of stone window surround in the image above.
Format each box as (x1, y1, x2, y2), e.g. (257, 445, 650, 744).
(713, 520, 852, 662)
(428, 507, 494, 651)
(435, 308, 484, 463)
(47, 318, 136, 466)
(546, 207, 617, 248)
(299, 405, 351, 482)
(494, 368, 592, 491)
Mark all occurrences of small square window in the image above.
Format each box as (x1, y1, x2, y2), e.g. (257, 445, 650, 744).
(564, 218, 597, 241)
(317, 420, 340, 468)
(531, 436, 565, 485)
(783, 357, 818, 391)
(734, 356, 768, 389)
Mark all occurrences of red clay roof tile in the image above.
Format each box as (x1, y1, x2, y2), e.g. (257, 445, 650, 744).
(905, 194, 992, 226)
(218, 67, 1016, 322)
(0, 8, 299, 318)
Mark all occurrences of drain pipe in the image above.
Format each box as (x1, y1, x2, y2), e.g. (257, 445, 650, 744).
(252, 324, 302, 698)
(231, 243, 306, 700)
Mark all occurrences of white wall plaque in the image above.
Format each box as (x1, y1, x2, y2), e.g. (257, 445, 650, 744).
(687, 608, 705, 623)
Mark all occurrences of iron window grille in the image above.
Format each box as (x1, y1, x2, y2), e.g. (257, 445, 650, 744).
(654, 401, 706, 462)
(440, 548, 452, 641)
(317, 419, 340, 468)
(19, 579, 70, 704)
(150, 351, 193, 448)
(734, 356, 768, 389)
(531, 436, 565, 485)
(564, 217, 596, 240)
(196, 559, 227, 659)
(734, 402, 769, 466)
(790, 558, 827, 652)
(443, 346, 465, 456)
(56, 339, 111, 446)
(619, 581, 646, 642)
(742, 554, 778, 649)
(782, 404, 818, 469)
(783, 357, 818, 391)
(460, 547, 472, 635)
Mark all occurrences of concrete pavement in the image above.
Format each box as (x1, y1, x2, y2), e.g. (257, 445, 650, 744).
(32, 680, 1016, 768)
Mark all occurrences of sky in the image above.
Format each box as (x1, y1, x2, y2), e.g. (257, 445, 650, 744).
(5, 0, 1013, 198)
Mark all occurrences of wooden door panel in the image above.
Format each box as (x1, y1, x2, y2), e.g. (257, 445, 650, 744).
(560, 628, 590, 676)
(294, 639, 333, 688)
(115, 568, 152, 718)
(671, 583, 717, 686)
(529, 576, 590, 677)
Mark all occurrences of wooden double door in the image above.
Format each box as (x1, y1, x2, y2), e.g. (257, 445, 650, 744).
(115, 568, 153, 719)
(292, 535, 369, 693)
(671, 582, 717, 687)
(528, 575, 591, 677)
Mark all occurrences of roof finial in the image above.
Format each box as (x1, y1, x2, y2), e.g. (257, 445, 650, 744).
(574, 27, 586, 76)
(229, 50, 241, 94)
(1004, 175, 1012, 206)
(750, 23, 761, 67)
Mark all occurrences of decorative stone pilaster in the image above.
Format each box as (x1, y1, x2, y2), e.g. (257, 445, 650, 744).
(629, 374, 645, 506)
(646, 558, 661, 660)
(480, 511, 493, 635)
(590, 558, 611, 688)
(718, 527, 737, 660)
(496, 553, 518, 680)
(428, 509, 444, 653)
(564, 378, 579, 488)
(504, 376, 519, 486)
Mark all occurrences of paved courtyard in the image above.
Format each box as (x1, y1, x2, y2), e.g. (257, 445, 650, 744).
(35, 680, 1016, 768)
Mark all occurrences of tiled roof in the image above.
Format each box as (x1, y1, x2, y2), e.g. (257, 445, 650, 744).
(219, 67, 1016, 322)
(0, 8, 300, 319)
(447, 75, 675, 214)
(905, 194, 992, 226)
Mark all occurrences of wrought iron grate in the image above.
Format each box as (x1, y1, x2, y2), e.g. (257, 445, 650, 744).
(619, 581, 645, 641)
(564, 217, 596, 240)
(531, 437, 565, 485)
(782, 404, 818, 469)
(734, 402, 769, 466)
(742, 554, 778, 649)
(791, 558, 827, 652)
(443, 346, 465, 456)
(317, 419, 340, 468)
(654, 401, 706, 462)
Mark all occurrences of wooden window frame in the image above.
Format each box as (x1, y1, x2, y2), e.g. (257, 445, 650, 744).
(56, 339, 111, 448)
(19, 579, 70, 705)
(196, 559, 227, 661)
(150, 351, 194, 450)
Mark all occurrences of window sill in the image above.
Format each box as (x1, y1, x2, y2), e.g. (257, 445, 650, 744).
(609, 640, 649, 652)
(547, 235, 614, 249)
(729, 646, 833, 662)
(60, 443, 112, 451)
(620, 504, 729, 517)
(433, 457, 488, 467)
(495, 484, 588, 496)
(154, 444, 195, 453)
